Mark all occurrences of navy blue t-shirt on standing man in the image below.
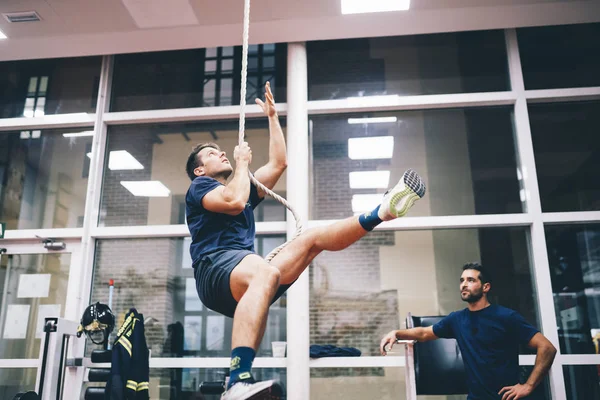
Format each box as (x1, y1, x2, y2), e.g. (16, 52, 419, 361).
(433, 304, 539, 400)
(186, 176, 263, 263)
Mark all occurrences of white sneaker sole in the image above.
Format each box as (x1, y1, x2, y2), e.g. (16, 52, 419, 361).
(221, 380, 282, 400)
(385, 169, 426, 218)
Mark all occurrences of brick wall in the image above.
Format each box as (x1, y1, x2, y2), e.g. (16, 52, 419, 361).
(309, 121, 401, 377)
(89, 238, 182, 354)
(99, 126, 154, 226)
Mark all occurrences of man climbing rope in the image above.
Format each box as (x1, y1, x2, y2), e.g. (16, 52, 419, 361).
(185, 82, 426, 400)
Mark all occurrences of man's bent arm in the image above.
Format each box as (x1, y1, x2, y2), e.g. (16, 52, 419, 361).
(203, 160, 251, 215)
(396, 327, 438, 342)
(524, 333, 557, 390)
(254, 83, 287, 196)
(380, 326, 438, 354)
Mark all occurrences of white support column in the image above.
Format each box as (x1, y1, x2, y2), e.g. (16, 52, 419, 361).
(63, 54, 114, 398)
(505, 29, 567, 399)
(286, 42, 310, 400)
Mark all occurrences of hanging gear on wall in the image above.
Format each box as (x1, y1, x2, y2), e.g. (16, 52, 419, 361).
(76, 302, 116, 346)
(105, 308, 150, 399)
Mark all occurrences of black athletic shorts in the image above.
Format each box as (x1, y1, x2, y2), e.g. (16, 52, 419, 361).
(194, 249, 292, 318)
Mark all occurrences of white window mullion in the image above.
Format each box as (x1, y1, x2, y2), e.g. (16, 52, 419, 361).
(64, 54, 115, 400)
(542, 211, 600, 224)
(103, 103, 287, 126)
(0, 113, 95, 132)
(309, 214, 533, 231)
(307, 91, 516, 115)
(526, 86, 600, 104)
(505, 28, 567, 399)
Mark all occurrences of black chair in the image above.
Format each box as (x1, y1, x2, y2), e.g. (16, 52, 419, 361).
(406, 314, 468, 395)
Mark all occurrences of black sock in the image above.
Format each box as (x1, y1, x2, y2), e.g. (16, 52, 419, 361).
(228, 347, 256, 388)
(358, 205, 382, 231)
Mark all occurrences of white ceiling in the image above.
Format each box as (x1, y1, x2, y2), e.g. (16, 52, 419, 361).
(0, 0, 599, 61)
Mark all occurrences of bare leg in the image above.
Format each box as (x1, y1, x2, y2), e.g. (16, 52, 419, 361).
(270, 216, 367, 284)
(270, 168, 427, 284)
(227, 215, 365, 349)
(229, 255, 280, 350)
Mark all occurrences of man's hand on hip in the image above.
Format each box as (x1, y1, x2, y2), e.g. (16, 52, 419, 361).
(499, 383, 534, 400)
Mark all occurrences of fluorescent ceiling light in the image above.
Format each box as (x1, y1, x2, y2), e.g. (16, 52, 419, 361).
(342, 0, 410, 14)
(352, 194, 383, 214)
(349, 170, 390, 189)
(109, 150, 144, 170)
(120, 181, 171, 197)
(63, 131, 94, 138)
(348, 116, 397, 125)
(348, 136, 394, 160)
(0, 30, 7, 40)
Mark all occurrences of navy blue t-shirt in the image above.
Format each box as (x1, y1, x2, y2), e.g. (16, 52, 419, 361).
(432, 305, 539, 400)
(185, 176, 263, 263)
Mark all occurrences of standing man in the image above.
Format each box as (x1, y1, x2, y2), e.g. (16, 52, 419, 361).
(380, 263, 557, 400)
(186, 82, 426, 399)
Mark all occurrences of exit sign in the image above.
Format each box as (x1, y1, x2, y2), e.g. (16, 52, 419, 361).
(0, 223, 5, 239)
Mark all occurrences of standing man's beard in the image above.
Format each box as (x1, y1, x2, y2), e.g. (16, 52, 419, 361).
(461, 289, 484, 303)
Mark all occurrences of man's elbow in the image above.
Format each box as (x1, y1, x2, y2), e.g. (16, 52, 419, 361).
(542, 341, 557, 360)
(275, 160, 287, 171)
(222, 199, 246, 215)
(417, 328, 434, 342)
(230, 200, 247, 214)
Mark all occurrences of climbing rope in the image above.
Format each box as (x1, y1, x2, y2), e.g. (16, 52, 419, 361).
(237, 0, 304, 262)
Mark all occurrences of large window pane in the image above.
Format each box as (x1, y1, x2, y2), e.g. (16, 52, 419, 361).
(0, 129, 93, 230)
(89, 236, 286, 358)
(310, 227, 539, 358)
(310, 366, 549, 399)
(530, 101, 600, 213)
(310, 108, 521, 219)
(0, 57, 101, 119)
(110, 44, 287, 112)
(564, 365, 600, 400)
(311, 368, 408, 400)
(518, 23, 600, 90)
(307, 30, 509, 100)
(546, 224, 600, 355)
(0, 253, 70, 359)
(99, 120, 287, 226)
(83, 368, 286, 399)
(0, 368, 37, 399)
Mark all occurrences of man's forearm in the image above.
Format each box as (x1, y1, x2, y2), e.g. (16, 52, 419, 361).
(525, 345, 557, 389)
(223, 161, 250, 206)
(395, 328, 427, 342)
(268, 114, 287, 168)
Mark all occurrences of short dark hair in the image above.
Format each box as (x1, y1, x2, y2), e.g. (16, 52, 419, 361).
(185, 142, 220, 181)
(462, 262, 491, 286)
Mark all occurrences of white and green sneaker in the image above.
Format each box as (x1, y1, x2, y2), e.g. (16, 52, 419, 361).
(220, 379, 282, 400)
(378, 169, 426, 221)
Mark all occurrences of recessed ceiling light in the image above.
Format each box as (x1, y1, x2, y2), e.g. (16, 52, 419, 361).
(348, 117, 397, 125)
(109, 150, 144, 170)
(63, 131, 94, 138)
(0, 29, 7, 40)
(349, 170, 390, 189)
(348, 136, 394, 160)
(120, 181, 171, 197)
(342, 0, 410, 15)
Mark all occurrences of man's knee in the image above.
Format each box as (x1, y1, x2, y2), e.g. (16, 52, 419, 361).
(255, 264, 281, 289)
